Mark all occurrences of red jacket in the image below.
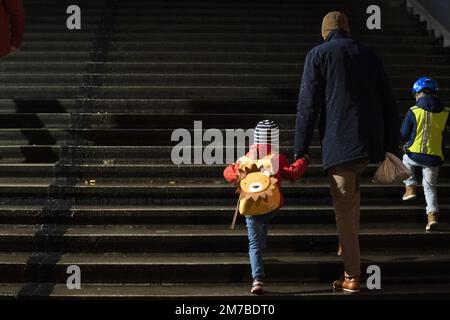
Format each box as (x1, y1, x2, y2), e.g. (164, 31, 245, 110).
(0, 0, 25, 57)
(223, 144, 309, 208)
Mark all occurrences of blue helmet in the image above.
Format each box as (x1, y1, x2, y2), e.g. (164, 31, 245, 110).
(412, 77, 439, 94)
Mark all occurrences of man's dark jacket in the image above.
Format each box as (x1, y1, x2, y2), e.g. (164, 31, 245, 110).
(294, 30, 400, 170)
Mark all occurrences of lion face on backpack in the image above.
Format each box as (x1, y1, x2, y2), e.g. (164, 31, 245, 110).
(236, 155, 281, 216)
(241, 172, 271, 194)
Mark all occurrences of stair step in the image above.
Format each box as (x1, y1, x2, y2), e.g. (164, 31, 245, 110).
(0, 99, 449, 114)
(1, 86, 444, 100)
(108, 33, 436, 42)
(5, 52, 448, 65)
(105, 53, 448, 65)
(108, 26, 429, 36)
(1, 251, 449, 283)
(1, 62, 449, 77)
(1, 112, 450, 129)
(4, 161, 450, 182)
(0, 145, 439, 164)
(104, 43, 443, 55)
(2, 74, 449, 87)
(0, 204, 445, 225)
(1, 281, 450, 299)
(0, 223, 449, 253)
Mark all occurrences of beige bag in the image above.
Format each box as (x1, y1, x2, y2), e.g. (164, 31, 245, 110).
(372, 152, 413, 184)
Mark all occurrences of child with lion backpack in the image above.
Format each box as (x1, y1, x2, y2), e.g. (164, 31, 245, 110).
(223, 120, 309, 295)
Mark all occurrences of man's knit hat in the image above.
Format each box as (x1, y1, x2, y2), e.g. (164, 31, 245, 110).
(254, 120, 279, 145)
(321, 11, 350, 39)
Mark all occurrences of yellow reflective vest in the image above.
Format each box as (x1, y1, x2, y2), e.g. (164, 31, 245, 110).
(407, 106, 450, 161)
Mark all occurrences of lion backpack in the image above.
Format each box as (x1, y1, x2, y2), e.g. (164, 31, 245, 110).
(230, 153, 281, 229)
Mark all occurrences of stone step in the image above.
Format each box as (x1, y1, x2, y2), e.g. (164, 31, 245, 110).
(1, 251, 449, 283)
(21, 34, 95, 41)
(2, 112, 450, 129)
(112, 3, 399, 11)
(0, 146, 60, 164)
(0, 223, 449, 253)
(104, 53, 449, 65)
(109, 16, 425, 26)
(113, 0, 389, 6)
(27, 23, 429, 34)
(1, 62, 449, 77)
(0, 205, 446, 225)
(0, 63, 88, 73)
(3, 159, 450, 179)
(54, 162, 450, 179)
(4, 52, 94, 63)
(2, 126, 447, 142)
(1, 281, 450, 299)
(0, 86, 447, 100)
(16, 42, 94, 51)
(0, 99, 448, 114)
(3, 145, 449, 164)
(105, 43, 444, 55)
(104, 29, 427, 40)
(110, 12, 420, 21)
(1, 163, 450, 200)
(1, 74, 449, 88)
(0, 182, 449, 207)
(107, 33, 435, 43)
(4, 51, 448, 65)
(24, 15, 421, 27)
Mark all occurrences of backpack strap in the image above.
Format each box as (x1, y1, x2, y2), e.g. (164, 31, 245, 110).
(230, 193, 243, 230)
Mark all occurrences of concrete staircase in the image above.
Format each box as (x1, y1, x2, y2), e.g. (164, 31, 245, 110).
(0, 0, 449, 299)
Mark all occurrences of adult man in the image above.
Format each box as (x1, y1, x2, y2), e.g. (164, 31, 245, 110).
(294, 12, 399, 292)
(0, 0, 25, 58)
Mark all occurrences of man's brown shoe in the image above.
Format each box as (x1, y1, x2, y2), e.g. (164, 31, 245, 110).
(426, 212, 439, 231)
(333, 276, 360, 293)
(402, 185, 417, 201)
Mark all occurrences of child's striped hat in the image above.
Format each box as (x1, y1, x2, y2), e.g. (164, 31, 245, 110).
(254, 120, 279, 145)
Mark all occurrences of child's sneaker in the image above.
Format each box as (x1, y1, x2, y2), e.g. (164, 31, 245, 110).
(426, 212, 439, 231)
(402, 185, 417, 201)
(250, 279, 264, 295)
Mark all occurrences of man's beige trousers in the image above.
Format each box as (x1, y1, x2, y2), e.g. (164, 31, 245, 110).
(328, 158, 369, 278)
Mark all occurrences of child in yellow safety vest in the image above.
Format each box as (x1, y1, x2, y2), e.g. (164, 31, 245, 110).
(401, 77, 449, 231)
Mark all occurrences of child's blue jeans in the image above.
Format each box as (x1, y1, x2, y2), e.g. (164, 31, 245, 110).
(402, 154, 440, 214)
(245, 211, 277, 281)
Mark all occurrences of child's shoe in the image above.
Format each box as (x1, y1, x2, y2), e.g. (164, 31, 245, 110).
(402, 185, 417, 200)
(426, 212, 439, 231)
(250, 279, 264, 295)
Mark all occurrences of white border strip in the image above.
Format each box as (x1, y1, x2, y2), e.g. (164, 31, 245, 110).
(406, 0, 450, 47)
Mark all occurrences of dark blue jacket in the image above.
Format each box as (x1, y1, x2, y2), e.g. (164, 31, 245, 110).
(401, 95, 448, 166)
(294, 30, 400, 170)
